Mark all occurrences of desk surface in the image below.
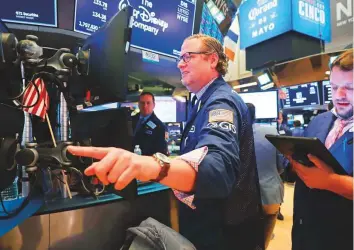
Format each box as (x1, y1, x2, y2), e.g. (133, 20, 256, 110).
(36, 182, 170, 215)
(0, 182, 169, 237)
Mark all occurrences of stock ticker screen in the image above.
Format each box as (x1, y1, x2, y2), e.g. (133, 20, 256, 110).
(322, 80, 332, 104)
(0, 0, 57, 27)
(283, 82, 320, 108)
(74, 0, 196, 57)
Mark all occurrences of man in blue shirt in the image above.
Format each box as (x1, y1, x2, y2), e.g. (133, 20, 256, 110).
(68, 34, 264, 250)
(289, 49, 353, 250)
(132, 92, 167, 156)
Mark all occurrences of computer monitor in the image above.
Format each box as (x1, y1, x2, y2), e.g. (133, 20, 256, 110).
(322, 80, 332, 104)
(70, 108, 133, 150)
(282, 82, 320, 108)
(238, 90, 278, 119)
(165, 122, 182, 155)
(154, 96, 187, 123)
(77, 6, 133, 104)
(0, 0, 58, 27)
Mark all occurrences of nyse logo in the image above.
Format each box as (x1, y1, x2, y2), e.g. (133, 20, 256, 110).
(336, 0, 353, 27)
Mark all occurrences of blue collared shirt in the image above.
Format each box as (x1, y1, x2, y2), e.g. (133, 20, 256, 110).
(139, 113, 152, 123)
(195, 77, 218, 100)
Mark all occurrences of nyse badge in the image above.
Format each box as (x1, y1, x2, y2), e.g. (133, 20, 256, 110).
(209, 109, 233, 124)
(147, 121, 157, 129)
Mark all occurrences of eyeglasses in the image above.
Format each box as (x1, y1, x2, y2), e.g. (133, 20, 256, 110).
(177, 51, 213, 64)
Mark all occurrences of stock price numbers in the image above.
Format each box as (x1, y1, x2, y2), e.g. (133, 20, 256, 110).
(93, 0, 108, 9)
(92, 11, 107, 22)
(78, 21, 99, 32)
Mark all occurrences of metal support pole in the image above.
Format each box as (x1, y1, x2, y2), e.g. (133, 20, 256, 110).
(21, 62, 31, 197)
(58, 82, 69, 198)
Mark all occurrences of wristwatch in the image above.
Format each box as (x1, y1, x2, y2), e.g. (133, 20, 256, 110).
(150, 152, 171, 182)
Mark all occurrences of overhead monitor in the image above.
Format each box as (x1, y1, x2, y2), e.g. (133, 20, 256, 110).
(74, 0, 196, 58)
(199, 3, 224, 44)
(322, 80, 332, 104)
(257, 72, 272, 86)
(282, 82, 320, 108)
(238, 90, 278, 119)
(239, 0, 331, 49)
(0, 0, 57, 27)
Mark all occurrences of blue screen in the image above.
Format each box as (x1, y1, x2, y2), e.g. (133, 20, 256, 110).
(292, 0, 331, 42)
(283, 82, 320, 108)
(0, 0, 57, 27)
(74, 0, 196, 58)
(239, 0, 292, 49)
(200, 3, 224, 44)
(322, 80, 332, 104)
(0, 21, 10, 33)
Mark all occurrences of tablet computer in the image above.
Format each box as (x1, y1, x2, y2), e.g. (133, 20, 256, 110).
(265, 134, 348, 175)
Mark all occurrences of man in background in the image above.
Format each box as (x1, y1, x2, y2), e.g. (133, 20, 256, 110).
(246, 103, 284, 249)
(132, 92, 167, 155)
(278, 115, 305, 137)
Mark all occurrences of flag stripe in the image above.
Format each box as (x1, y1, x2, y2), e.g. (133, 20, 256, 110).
(22, 78, 50, 119)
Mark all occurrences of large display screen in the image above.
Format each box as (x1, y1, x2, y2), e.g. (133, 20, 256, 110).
(0, 0, 57, 27)
(282, 82, 320, 108)
(322, 80, 332, 104)
(74, 0, 196, 57)
(292, 0, 331, 42)
(200, 3, 224, 44)
(239, 0, 292, 49)
(238, 90, 278, 119)
(239, 0, 331, 49)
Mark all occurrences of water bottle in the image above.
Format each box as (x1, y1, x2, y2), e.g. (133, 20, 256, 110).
(134, 145, 142, 155)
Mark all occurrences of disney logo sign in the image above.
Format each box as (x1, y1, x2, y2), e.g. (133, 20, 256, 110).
(118, 0, 169, 36)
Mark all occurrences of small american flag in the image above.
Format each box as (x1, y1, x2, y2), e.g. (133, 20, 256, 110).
(22, 78, 50, 119)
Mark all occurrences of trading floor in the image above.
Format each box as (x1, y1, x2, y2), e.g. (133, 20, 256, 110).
(268, 184, 295, 250)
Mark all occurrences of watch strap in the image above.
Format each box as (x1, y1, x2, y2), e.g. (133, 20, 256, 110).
(150, 154, 170, 182)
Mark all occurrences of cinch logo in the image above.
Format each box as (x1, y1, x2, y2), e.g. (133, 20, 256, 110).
(298, 0, 326, 25)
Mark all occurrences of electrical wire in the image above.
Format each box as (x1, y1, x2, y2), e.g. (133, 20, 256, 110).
(69, 167, 105, 196)
(0, 172, 38, 219)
